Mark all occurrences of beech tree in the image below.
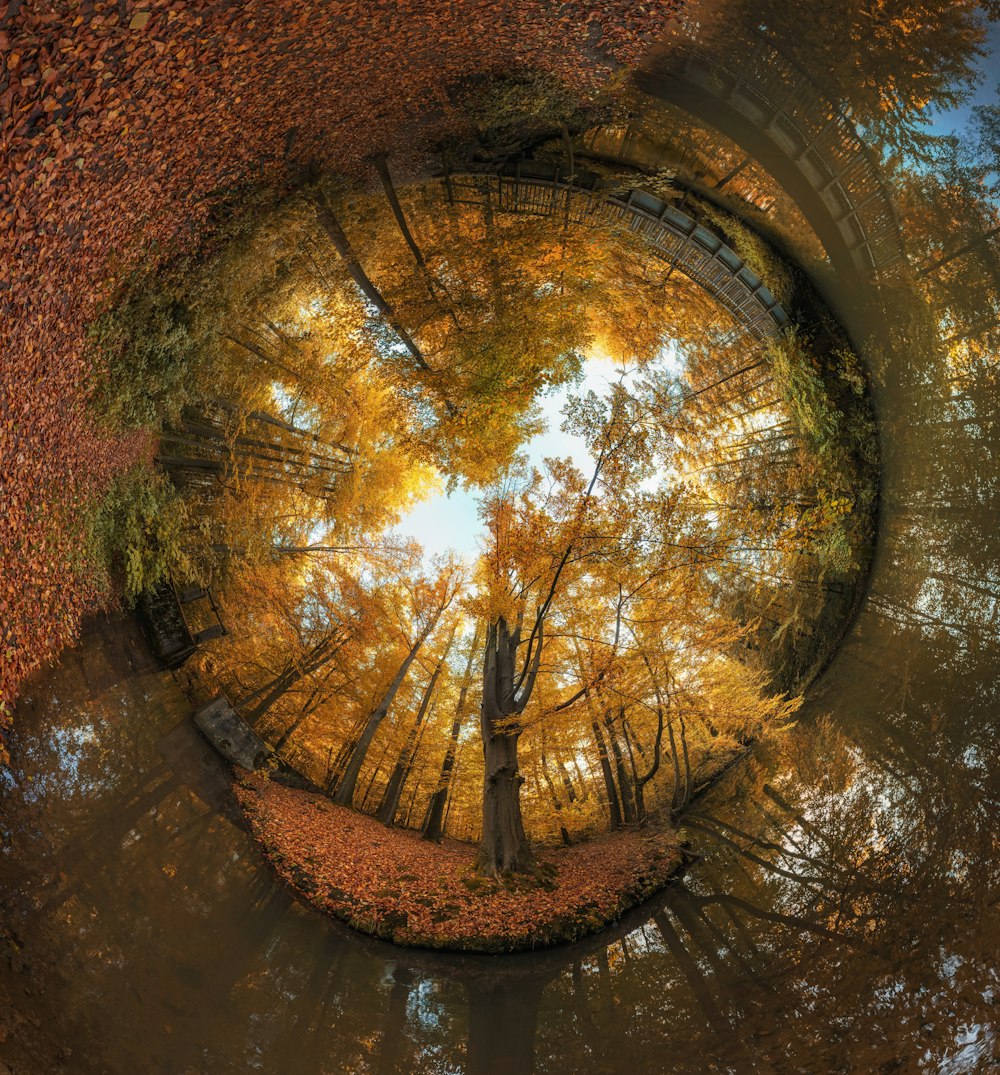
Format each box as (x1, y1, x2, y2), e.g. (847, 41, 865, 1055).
(470, 384, 646, 874)
(423, 624, 482, 842)
(332, 563, 463, 807)
(376, 621, 457, 825)
(155, 154, 866, 878)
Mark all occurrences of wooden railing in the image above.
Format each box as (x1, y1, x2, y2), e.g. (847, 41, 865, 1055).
(445, 161, 790, 341)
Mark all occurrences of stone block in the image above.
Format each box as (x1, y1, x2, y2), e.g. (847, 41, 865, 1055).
(193, 694, 271, 771)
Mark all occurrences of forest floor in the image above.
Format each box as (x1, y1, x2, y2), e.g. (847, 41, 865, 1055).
(0, 0, 681, 744)
(234, 772, 683, 952)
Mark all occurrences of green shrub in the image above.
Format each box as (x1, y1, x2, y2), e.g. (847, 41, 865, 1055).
(699, 202, 795, 308)
(768, 330, 842, 455)
(80, 465, 198, 598)
(88, 286, 198, 431)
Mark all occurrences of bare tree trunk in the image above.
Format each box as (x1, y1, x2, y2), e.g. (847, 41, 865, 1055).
(312, 189, 433, 373)
(360, 742, 393, 811)
(373, 154, 462, 328)
(241, 628, 351, 729)
(477, 617, 540, 875)
(622, 715, 642, 817)
(270, 674, 331, 754)
(402, 779, 422, 829)
(376, 643, 448, 826)
(557, 758, 578, 803)
(540, 741, 572, 846)
(332, 609, 443, 807)
(590, 718, 623, 829)
(571, 757, 589, 801)
(326, 713, 368, 793)
(442, 749, 461, 834)
(668, 720, 684, 810)
(605, 711, 636, 824)
(479, 726, 532, 874)
(679, 715, 692, 806)
(423, 625, 481, 842)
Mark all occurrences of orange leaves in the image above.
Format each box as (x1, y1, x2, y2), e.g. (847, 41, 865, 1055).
(0, 0, 682, 743)
(235, 772, 682, 951)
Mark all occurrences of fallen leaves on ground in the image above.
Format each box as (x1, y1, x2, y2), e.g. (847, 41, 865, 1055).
(235, 773, 683, 952)
(0, 0, 683, 741)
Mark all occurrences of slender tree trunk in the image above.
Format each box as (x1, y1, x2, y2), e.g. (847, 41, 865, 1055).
(333, 611, 442, 806)
(540, 742, 572, 846)
(376, 647, 446, 826)
(668, 720, 684, 810)
(375, 725, 418, 824)
(679, 715, 692, 806)
(271, 677, 329, 754)
(571, 757, 589, 801)
(240, 629, 349, 728)
(442, 748, 461, 833)
(632, 647, 669, 818)
(373, 154, 462, 328)
(360, 745, 392, 811)
(590, 718, 623, 828)
(557, 758, 578, 803)
(374, 154, 428, 269)
(326, 718, 366, 793)
(423, 625, 480, 842)
(402, 779, 422, 829)
(313, 189, 433, 373)
(622, 715, 643, 820)
(605, 712, 636, 824)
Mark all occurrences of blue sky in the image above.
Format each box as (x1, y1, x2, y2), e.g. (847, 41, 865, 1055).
(928, 20, 999, 136)
(394, 22, 1000, 562)
(391, 356, 629, 560)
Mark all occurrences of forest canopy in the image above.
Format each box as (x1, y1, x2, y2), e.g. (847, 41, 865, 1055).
(8, 0, 999, 966)
(85, 152, 877, 881)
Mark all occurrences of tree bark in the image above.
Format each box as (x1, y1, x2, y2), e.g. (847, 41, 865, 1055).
(423, 625, 481, 842)
(540, 741, 572, 846)
(332, 609, 442, 807)
(376, 644, 447, 826)
(270, 676, 330, 754)
(590, 718, 623, 829)
(604, 711, 636, 824)
(479, 724, 532, 874)
(475, 441, 611, 872)
(240, 628, 350, 728)
(373, 154, 462, 328)
(313, 189, 433, 373)
(477, 616, 540, 875)
(557, 758, 578, 803)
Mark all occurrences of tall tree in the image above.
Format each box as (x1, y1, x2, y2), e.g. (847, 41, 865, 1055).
(474, 391, 636, 874)
(333, 565, 461, 807)
(312, 186, 434, 374)
(423, 624, 482, 842)
(376, 624, 455, 825)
